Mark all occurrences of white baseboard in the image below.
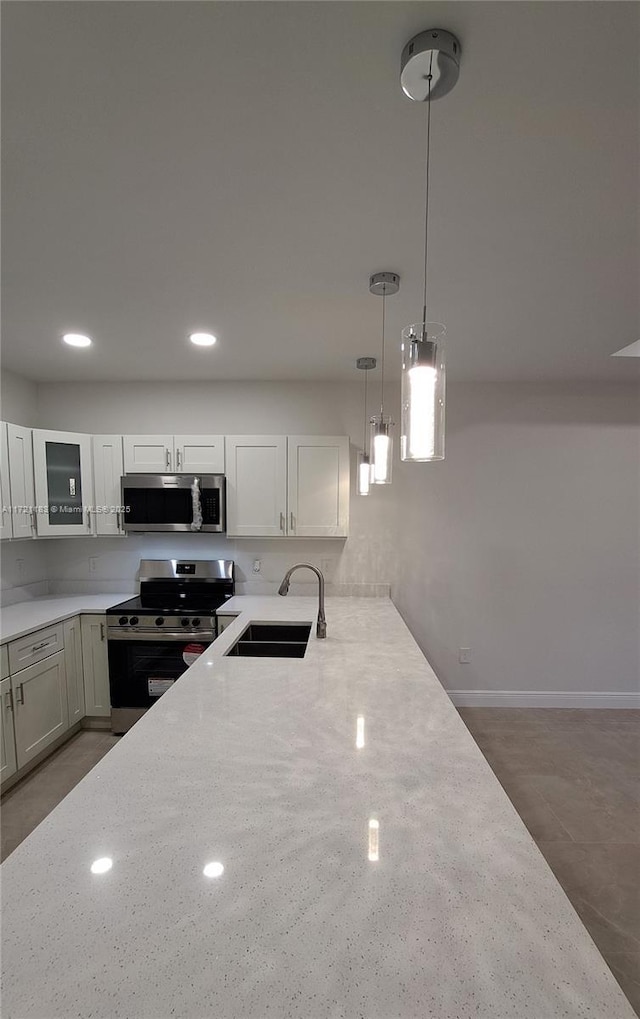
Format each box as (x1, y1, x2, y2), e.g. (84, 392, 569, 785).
(447, 690, 640, 709)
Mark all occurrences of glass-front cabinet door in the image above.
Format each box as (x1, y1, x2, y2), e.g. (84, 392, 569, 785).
(32, 429, 94, 536)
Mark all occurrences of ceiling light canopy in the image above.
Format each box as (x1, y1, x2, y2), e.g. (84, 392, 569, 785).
(189, 332, 217, 347)
(62, 333, 92, 348)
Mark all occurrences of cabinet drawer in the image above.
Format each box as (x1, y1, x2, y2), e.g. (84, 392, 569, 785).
(9, 625, 64, 675)
(1, 645, 9, 681)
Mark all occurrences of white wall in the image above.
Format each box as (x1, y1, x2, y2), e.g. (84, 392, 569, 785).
(36, 380, 399, 596)
(0, 541, 49, 606)
(393, 383, 640, 705)
(0, 369, 39, 427)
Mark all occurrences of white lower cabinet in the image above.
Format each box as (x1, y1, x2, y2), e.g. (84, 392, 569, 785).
(0, 676, 17, 783)
(12, 651, 69, 770)
(81, 615, 110, 717)
(216, 613, 238, 634)
(64, 617, 85, 723)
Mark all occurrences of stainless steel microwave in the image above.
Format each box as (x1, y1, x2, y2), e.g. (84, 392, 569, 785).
(121, 475, 226, 533)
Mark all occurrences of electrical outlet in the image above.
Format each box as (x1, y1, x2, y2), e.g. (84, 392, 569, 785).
(458, 648, 471, 664)
(15, 558, 24, 577)
(252, 559, 261, 574)
(89, 557, 98, 574)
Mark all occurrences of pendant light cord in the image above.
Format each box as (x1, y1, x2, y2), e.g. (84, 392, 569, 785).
(422, 57, 433, 328)
(380, 287, 386, 417)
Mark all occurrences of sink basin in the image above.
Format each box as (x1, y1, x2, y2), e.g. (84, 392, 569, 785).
(240, 623, 312, 643)
(225, 621, 312, 658)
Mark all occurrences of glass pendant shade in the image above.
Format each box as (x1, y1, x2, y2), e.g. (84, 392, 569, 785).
(370, 415, 393, 484)
(358, 453, 371, 496)
(400, 323, 446, 461)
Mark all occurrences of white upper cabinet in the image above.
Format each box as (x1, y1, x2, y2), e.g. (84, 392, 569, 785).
(123, 435, 174, 473)
(225, 436, 288, 537)
(32, 429, 94, 537)
(93, 435, 124, 535)
(226, 435, 350, 538)
(7, 424, 36, 539)
(174, 435, 224, 474)
(0, 423, 12, 540)
(287, 436, 350, 538)
(123, 435, 224, 474)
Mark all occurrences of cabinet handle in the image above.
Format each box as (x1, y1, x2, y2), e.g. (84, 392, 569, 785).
(100, 623, 106, 641)
(5, 689, 13, 712)
(280, 512, 285, 533)
(16, 683, 24, 705)
(176, 449, 182, 470)
(116, 510, 121, 532)
(31, 640, 50, 652)
(166, 449, 171, 471)
(31, 508, 37, 535)
(290, 511, 295, 533)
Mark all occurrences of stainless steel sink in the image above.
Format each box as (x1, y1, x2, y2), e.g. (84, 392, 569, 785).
(225, 622, 312, 658)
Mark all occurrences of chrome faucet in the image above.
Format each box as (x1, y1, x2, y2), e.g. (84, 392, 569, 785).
(278, 563, 327, 639)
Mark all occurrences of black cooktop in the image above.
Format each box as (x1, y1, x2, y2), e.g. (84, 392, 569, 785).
(107, 595, 231, 616)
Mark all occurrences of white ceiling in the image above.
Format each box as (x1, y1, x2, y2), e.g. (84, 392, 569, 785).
(2, 1, 639, 384)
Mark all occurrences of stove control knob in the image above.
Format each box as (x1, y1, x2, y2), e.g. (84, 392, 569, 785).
(129, 616, 139, 626)
(192, 618, 201, 627)
(118, 616, 128, 626)
(155, 617, 164, 626)
(181, 617, 190, 627)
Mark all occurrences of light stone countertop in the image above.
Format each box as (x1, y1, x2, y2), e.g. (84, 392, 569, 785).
(0, 594, 135, 644)
(1, 596, 634, 1018)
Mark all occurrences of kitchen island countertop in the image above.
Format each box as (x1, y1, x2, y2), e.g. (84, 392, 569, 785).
(1, 595, 634, 1018)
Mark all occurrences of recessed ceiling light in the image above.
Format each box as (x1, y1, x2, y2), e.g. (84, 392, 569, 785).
(189, 332, 217, 347)
(90, 857, 113, 875)
(62, 333, 92, 348)
(203, 861, 224, 878)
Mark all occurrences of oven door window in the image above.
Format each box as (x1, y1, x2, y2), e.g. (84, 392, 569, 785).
(108, 640, 208, 708)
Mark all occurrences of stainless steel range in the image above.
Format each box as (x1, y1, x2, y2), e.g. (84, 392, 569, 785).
(107, 559, 234, 733)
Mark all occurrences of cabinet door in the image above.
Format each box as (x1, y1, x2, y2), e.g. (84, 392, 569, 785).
(0, 423, 13, 540)
(81, 615, 110, 717)
(63, 617, 85, 724)
(287, 436, 350, 537)
(0, 677, 17, 784)
(7, 424, 36, 539)
(225, 436, 287, 537)
(93, 435, 124, 535)
(32, 429, 93, 536)
(174, 435, 224, 474)
(12, 651, 69, 769)
(123, 435, 174, 473)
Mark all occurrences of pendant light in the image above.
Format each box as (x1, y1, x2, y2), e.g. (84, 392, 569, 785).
(356, 356, 376, 496)
(399, 28, 461, 462)
(369, 271, 400, 485)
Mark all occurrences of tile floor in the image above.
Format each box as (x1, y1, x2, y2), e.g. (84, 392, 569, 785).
(1, 713, 638, 1014)
(459, 707, 640, 1017)
(1, 730, 119, 861)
